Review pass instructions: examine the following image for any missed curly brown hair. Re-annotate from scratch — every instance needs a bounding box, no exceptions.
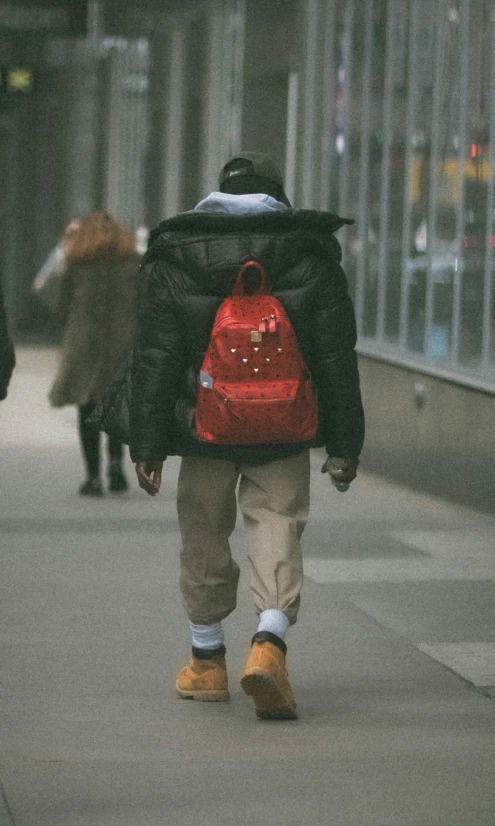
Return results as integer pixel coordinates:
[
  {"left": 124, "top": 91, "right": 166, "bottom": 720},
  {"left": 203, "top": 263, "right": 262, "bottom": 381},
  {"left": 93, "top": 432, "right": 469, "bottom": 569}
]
[{"left": 65, "top": 211, "right": 136, "bottom": 264}]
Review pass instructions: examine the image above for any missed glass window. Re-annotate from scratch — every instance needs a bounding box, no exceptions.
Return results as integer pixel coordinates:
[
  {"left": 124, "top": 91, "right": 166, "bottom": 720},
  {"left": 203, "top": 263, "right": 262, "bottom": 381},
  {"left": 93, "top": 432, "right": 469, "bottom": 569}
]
[{"left": 329, "top": 0, "right": 495, "bottom": 384}]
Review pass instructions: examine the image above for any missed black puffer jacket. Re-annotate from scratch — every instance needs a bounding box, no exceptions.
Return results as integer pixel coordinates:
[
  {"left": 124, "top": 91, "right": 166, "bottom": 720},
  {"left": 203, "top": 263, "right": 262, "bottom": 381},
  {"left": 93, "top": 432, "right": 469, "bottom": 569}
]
[
  {"left": 0, "top": 279, "right": 15, "bottom": 400},
  {"left": 129, "top": 209, "right": 365, "bottom": 464}
]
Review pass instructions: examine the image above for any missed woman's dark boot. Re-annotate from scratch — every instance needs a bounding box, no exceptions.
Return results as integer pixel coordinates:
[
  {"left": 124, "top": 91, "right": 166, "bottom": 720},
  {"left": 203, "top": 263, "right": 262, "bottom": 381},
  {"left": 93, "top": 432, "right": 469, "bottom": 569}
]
[
  {"left": 79, "top": 478, "right": 104, "bottom": 497},
  {"left": 108, "top": 462, "right": 128, "bottom": 492}
]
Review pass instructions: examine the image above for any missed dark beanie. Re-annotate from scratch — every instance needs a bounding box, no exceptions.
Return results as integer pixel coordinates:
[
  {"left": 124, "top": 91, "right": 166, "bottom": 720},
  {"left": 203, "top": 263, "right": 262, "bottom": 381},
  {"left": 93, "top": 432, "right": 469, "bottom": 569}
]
[{"left": 219, "top": 151, "right": 291, "bottom": 207}]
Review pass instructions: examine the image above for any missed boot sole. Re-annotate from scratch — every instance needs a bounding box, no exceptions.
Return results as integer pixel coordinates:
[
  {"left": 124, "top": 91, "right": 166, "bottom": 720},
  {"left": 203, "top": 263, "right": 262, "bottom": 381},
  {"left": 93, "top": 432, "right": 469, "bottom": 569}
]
[
  {"left": 240, "top": 668, "right": 297, "bottom": 720},
  {"left": 175, "top": 683, "right": 230, "bottom": 702}
]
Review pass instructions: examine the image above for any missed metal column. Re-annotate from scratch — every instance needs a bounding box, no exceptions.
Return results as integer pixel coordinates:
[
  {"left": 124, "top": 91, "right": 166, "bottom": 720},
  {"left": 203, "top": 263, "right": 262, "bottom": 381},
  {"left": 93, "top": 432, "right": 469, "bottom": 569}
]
[
  {"left": 376, "top": 0, "right": 397, "bottom": 342},
  {"left": 338, "top": 0, "right": 355, "bottom": 269},
  {"left": 399, "top": 0, "right": 419, "bottom": 350},
  {"left": 102, "top": 47, "right": 123, "bottom": 220},
  {"left": 220, "top": 0, "right": 245, "bottom": 163},
  {"left": 424, "top": 0, "right": 447, "bottom": 355},
  {"left": 285, "top": 71, "right": 299, "bottom": 207},
  {"left": 355, "top": 0, "right": 374, "bottom": 336},
  {"left": 320, "top": 0, "right": 337, "bottom": 212},
  {"left": 302, "top": 0, "right": 320, "bottom": 208},
  {"left": 482, "top": 14, "right": 495, "bottom": 367},
  {"left": 201, "top": 2, "right": 224, "bottom": 196},
  {"left": 162, "top": 27, "right": 187, "bottom": 218},
  {"left": 451, "top": 0, "right": 470, "bottom": 362}
]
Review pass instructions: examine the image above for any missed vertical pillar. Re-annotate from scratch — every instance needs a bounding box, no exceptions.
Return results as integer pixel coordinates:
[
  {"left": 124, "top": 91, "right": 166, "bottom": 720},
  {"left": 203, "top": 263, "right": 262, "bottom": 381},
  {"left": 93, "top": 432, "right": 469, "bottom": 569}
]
[
  {"left": 319, "top": 0, "right": 336, "bottom": 212},
  {"left": 119, "top": 45, "right": 132, "bottom": 225},
  {"left": 482, "top": 12, "right": 495, "bottom": 367},
  {"left": 355, "top": 0, "right": 373, "bottom": 336},
  {"left": 201, "top": 2, "right": 225, "bottom": 196},
  {"left": 285, "top": 71, "right": 299, "bottom": 206},
  {"left": 219, "top": 0, "right": 245, "bottom": 163},
  {"left": 64, "top": 6, "right": 100, "bottom": 222},
  {"left": 65, "top": 66, "right": 99, "bottom": 220},
  {"left": 400, "top": 0, "right": 420, "bottom": 350},
  {"left": 301, "top": 0, "right": 320, "bottom": 207},
  {"left": 102, "top": 46, "right": 124, "bottom": 219},
  {"left": 161, "top": 27, "right": 187, "bottom": 218},
  {"left": 337, "top": 0, "right": 355, "bottom": 267},
  {"left": 197, "top": 0, "right": 245, "bottom": 189},
  {"left": 136, "top": 39, "right": 150, "bottom": 228},
  {"left": 98, "top": 37, "right": 150, "bottom": 229},
  {"left": 424, "top": 0, "right": 447, "bottom": 354},
  {"left": 451, "top": 0, "right": 470, "bottom": 362},
  {"left": 147, "top": 31, "right": 169, "bottom": 227},
  {"left": 376, "top": 0, "right": 398, "bottom": 342},
  {"left": 123, "top": 38, "right": 150, "bottom": 229}
]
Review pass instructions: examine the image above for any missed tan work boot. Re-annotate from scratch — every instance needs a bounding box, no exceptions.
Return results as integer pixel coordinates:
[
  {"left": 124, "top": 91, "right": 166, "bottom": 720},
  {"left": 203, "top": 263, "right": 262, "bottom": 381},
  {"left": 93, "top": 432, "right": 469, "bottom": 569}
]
[
  {"left": 240, "top": 633, "right": 297, "bottom": 720},
  {"left": 176, "top": 650, "right": 230, "bottom": 702}
]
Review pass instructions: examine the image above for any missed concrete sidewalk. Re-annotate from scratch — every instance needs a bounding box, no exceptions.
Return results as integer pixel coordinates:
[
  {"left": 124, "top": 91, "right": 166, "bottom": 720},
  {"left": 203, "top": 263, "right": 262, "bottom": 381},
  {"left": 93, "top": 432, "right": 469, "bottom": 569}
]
[{"left": 1, "top": 347, "right": 495, "bottom": 826}]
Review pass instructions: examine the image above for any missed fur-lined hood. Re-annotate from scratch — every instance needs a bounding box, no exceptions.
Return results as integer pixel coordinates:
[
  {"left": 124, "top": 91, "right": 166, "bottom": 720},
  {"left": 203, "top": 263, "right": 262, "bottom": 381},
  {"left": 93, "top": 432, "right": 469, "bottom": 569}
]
[{"left": 143, "top": 208, "right": 353, "bottom": 269}]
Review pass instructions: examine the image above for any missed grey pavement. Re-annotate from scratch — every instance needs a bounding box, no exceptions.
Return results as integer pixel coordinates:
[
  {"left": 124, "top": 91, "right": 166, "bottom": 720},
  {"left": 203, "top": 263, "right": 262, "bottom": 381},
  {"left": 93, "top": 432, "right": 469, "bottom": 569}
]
[{"left": 1, "top": 347, "right": 495, "bottom": 826}]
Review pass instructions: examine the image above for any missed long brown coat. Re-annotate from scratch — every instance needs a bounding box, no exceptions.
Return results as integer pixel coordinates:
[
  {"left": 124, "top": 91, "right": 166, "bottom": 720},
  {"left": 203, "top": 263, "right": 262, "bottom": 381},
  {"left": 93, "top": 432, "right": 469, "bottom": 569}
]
[{"left": 49, "top": 254, "right": 142, "bottom": 407}]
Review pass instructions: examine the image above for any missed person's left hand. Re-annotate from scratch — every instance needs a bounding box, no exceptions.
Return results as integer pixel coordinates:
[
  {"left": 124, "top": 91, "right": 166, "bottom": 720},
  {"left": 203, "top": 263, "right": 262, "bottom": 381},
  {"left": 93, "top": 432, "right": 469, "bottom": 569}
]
[
  {"left": 135, "top": 460, "right": 163, "bottom": 496},
  {"left": 321, "top": 456, "right": 359, "bottom": 488}
]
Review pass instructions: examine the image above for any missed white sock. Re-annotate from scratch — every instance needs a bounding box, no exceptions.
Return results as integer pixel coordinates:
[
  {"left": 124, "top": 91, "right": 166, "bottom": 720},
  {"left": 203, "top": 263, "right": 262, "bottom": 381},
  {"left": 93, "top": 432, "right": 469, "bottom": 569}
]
[
  {"left": 257, "top": 609, "right": 290, "bottom": 640},
  {"left": 190, "top": 621, "right": 224, "bottom": 650}
]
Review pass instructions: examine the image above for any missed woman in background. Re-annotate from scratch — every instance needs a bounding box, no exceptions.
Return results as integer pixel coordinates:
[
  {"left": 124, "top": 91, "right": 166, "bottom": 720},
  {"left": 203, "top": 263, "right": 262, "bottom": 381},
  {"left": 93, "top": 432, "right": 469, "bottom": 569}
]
[{"left": 49, "top": 211, "right": 141, "bottom": 496}]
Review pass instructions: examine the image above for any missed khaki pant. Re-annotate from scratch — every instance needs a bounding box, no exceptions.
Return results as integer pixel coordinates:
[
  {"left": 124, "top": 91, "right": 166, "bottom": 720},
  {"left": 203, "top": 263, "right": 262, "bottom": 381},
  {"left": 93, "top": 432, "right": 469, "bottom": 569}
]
[{"left": 177, "top": 451, "right": 310, "bottom": 626}]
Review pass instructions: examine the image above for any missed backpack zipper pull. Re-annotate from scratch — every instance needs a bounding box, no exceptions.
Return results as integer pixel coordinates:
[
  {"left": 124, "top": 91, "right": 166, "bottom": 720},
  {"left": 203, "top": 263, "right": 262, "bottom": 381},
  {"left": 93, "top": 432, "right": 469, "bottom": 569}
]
[
  {"left": 224, "top": 398, "right": 243, "bottom": 420},
  {"left": 268, "top": 314, "right": 277, "bottom": 333}
]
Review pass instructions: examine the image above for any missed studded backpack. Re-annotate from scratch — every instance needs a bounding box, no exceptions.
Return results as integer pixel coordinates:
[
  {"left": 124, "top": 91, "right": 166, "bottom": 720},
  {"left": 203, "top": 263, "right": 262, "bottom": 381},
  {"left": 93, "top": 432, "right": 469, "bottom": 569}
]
[{"left": 195, "top": 260, "right": 318, "bottom": 445}]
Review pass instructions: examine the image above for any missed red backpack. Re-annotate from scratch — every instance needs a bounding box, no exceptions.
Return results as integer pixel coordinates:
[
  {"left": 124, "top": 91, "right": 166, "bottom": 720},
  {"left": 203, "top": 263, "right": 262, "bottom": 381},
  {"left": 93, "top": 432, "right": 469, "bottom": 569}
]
[{"left": 195, "top": 260, "right": 318, "bottom": 445}]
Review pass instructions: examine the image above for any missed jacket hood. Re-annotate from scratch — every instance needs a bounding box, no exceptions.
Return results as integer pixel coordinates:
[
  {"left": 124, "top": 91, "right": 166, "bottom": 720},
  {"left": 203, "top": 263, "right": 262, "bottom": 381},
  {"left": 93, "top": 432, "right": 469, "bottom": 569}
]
[{"left": 192, "top": 191, "right": 290, "bottom": 215}]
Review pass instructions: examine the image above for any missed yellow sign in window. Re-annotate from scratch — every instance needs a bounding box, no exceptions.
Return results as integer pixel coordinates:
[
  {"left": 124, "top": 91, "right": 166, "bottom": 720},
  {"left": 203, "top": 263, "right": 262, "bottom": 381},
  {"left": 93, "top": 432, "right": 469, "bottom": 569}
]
[{"left": 7, "top": 68, "right": 33, "bottom": 94}]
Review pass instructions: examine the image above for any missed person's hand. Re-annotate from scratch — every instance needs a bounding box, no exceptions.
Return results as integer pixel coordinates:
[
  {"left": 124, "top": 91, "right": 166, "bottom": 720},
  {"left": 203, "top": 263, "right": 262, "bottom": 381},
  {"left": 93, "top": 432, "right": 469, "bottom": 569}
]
[
  {"left": 0, "top": 388, "right": 7, "bottom": 401},
  {"left": 321, "top": 456, "right": 359, "bottom": 491},
  {"left": 135, "top": 460, "right": 163, "bottom": 496}
]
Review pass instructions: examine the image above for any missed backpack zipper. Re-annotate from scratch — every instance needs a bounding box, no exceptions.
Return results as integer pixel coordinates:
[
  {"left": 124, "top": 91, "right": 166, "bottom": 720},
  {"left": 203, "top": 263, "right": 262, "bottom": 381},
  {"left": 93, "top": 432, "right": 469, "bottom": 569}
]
[{"left": 213, "top": 316, "right": 279, "bottom": 334}]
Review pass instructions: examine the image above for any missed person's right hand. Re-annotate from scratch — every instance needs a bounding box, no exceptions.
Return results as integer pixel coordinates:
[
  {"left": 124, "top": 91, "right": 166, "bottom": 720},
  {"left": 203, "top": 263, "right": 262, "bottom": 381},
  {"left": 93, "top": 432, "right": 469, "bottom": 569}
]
[{"left": 135, "top": 460, "right": 163, "bottom": 496}]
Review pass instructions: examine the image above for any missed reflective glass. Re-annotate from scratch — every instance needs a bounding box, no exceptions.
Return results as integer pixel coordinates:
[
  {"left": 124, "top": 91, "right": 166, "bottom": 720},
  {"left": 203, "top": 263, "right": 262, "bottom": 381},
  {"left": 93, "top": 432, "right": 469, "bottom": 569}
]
[{"left": 327, "top": 0, "right": 495, "bottom": 383}]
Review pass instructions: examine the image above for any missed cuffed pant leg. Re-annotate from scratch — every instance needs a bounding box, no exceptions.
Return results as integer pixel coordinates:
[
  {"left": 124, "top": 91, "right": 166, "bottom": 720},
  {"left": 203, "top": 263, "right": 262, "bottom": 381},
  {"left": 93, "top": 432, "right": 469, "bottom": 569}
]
[
  {"left": 177, "top": 457, "right": 240, "bottom": 625},
  {"left": 238, "top": 450, "right": 310, "bottom": 626}
]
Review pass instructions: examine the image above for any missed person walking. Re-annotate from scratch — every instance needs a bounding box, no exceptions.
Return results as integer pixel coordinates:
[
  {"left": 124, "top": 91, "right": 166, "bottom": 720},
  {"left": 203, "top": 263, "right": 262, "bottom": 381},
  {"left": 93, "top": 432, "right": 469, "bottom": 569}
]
[
  {"left": 129, "top": 152, "right": 365, "bottom": 719},
  {"left": 0, "top": 277, "right": 15, "bottom": 401},
  {"left": 49, "top": 211, "right": 141, "bottom": 496}
]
